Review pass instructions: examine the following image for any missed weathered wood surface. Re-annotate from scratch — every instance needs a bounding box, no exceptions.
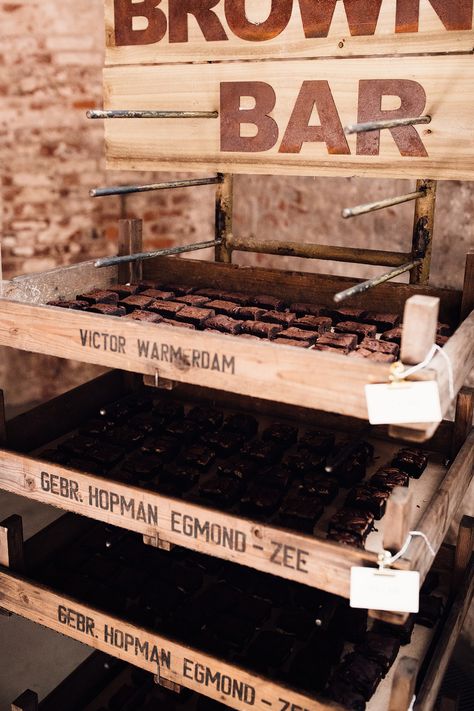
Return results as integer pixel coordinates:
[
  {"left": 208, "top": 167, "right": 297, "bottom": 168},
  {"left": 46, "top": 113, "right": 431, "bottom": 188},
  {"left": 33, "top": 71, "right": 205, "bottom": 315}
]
[
  {"left": 383, "top": 488, "right": 414, "bottom": 554},
  {"left": 401, "top": 295, "right": 439, "bottom": 365},
  {"left": 104, "top": 56, "right": 474, "bottom": 179},
  {"left": 104, "top": 0, "right": 474, "bottom": 65},
  {"left": 388, "top": 657, "right": 419, "bottom": 711},
  {"left": 0, "top": 569, "right": 344, "bottom": 711}
]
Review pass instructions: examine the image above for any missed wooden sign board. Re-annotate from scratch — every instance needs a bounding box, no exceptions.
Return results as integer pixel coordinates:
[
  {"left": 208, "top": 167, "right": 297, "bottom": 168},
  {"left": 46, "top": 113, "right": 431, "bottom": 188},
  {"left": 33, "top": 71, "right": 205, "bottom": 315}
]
[
  {"left": 105, "top": 1, "right": 474, "bottom": 64},
  {"left": 104, "top": 55, "right": 474, "bottom": 179}
]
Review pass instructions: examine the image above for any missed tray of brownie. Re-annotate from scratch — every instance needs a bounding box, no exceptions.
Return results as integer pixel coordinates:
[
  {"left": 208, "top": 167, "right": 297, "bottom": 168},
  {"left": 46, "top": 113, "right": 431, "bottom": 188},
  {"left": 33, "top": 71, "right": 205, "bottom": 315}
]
[
  {"left": 1, "top": 371, "right": 472, "bottom": 598},
  {"left": 1, "top": 255, "right": 473, "bottom": 441},
  {"left": 2, "top": 512, "right": 471, "bottom": 711}
]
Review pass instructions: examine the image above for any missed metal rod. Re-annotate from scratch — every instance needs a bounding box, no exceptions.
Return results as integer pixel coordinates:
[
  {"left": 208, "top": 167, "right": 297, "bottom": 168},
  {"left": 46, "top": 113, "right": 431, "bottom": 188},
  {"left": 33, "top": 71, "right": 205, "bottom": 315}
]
[
  {"left": 345, "top": 115, "right": 431, "bottom": 134},
  {"left": 410, "top": 179, "right": 437, "bottom": 285},
  {"left": 94, "top": 239, "right": 222, "bottom": 269},
  {"left": 87, "top": 109, "right": 218, "bottom": 120},
  {"left": 90, "top": 177, "right": 222, "bottom": 199},
  {"left": 333, "top": 259, "right": 423, "bottom": 303},
  {"left": 228, "top": 235, "right": 412, "bottom": 268},
  {"left": 215, "top": 174, "right": 234, "bottom": 264},
  {"left": 342, "top": 189, "right": 426, "bottom": 219}
]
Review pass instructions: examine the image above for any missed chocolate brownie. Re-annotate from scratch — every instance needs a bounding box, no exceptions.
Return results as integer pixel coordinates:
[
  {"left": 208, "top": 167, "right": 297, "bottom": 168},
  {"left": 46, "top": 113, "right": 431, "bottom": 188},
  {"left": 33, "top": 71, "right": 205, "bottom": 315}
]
[
  {"left": 77, "top": 289, "right": 118, "bottom": 305},
  {"left": 334, "top": 653, "right": 384, "bottom": 700},
  {"left": 140, "top": 288, "right": 175, "bottom": 301},
  {"left": 220, "top": 291, "right": 251, "bottom": 305},
  {"left": 48, "top": 299, "right": 89, "bottom": 310},
  {"left": 259, "top": 465, "right": 292, "bottom": 491},
  {"left": 162, "top": 466, "right": 200, "bottom": 492},
  {"left": 104, "top": 425, "right": 144, "bottom": 450},
  {"left": 373, "top": 616, "right": 415, "bottom": 646},
  {"left": 329, "top": 452, "right": 367, "bottom": 487},
  {"left": 421, "top": 571, "right": 440, "bottom": 595},
  {"left": 290, "top": 302, "right": 325, "bottom": 317},
  {"left": 327, "top": 509, "right": 374, "bottom": 546},
  {"left": 217, "top": 459, "right": 259, "bottom": 482},
  {"left": 262, "top": 422, "right": 298, "bottom": 447},
  {"left": 316, "top": 332, "right": 358, "bottom": 352},
  {"left": 124, "top": 310, "right": 162, "bottom": 323},
  {"left": 173, "top": 294, "right": 209, "bottom": 307},
  {"left": 327, "top": 530, "right": 364, "bottom": 548},
  {"left": 380, "top": 327, "right": 402, "bottom": 345},
  {"left": 187, "top": 405, "right": 224, "bottom": 430},
  {"left": 161, "top": 318, "right": 196, "bottom": 330},
  {"left": 370, "top": 467, "right": 409, "bottom": 491},
  {"left": 87, "top": 304, "right": 126, "bottom": 317},
  {"left": 153, "top": 400, "right": 184, "bottom": 422},
  {"left": 350, "top": 348, "right": 397, "bottom": 363},
  {"left": 58, "top": 435, "right": 96, "bottom": 457},
  {"left": 261, "top": 310, "right": 297, "bottom": 326},
  {"left": 282, "top": 450, "right": 326, "bottom": 477},
  {"left": 359, "top": 337, "right": 400, "bottom": 357},
  {"left": 246, "top": 630, "right": 294, "bottom": 668},
  {"left": 174, "top": 306, "right": 215, "bottom": 327},
  {"left": 147, "top": 300, "right": 184, "bottom": 317},
  {"left": 276, "top": 608, "right": 315, "bottom": 639},
  {"left": 241, "top": 320, "right": 283, "bottom": 339},
  {"left": 108, "top": 284, "right": 139, "bottom": 298},
  {"left": 363, "top": 312, "right": 400, "bottom": 331},
  {"left": 392, "top": 448, "right": 428, "bottom": 478},
  {"left": 314, "top": 344, "right": 349, "bottom": 355},
  {"left": 335, "top": 321, "right": 377, "bottom": 343},
  {"left": 437, "top": 322, "right": 452, "bottom": 337},
  {"left": 293, "top": 315, "right": 332, "bottom": 333},
  {"left": 356, "top": 632, "right": 400, "bottom": 674},
  {"left": 199, "top": 475, "right": 242, "bottom": 508},
  {"left": 251, "top": 295, "right": 286, "bottom": 311},
  {"left": 241, "top": 439, "right": 282, "bottom": 464},
  {"left": 235, "top": 306, "right": 266, "bottom": 321},
  {"left": 276, "top": 338, "right": 312, "bottom": 348},
  {"left": 345, "top": 485, "right": 390, "bottom": 520},
  {"left": 302, "top": 477, "right": 339, "bottom": 503},
  {"left": 207, "top": 430, "right": 245, "bottom": 457},
  {"left": 118, "top": 295, "right": 154, "bottom": 313},
  {"left": 141, "top": 435, "right": 180, "bottom": 459},
  {"left": 165, "top": 419, "right": 200, "bottom": 443},
  {"left": 204, "top": 315, "right": 242, "bottom": 334},
  {"left": 322, "top": 307, "right": 368, "bottom": 323},
  {"left": 240, "top": 483, "right": 283, "bottom": 517},
  {"left": 223, "top": 412, "right": 258, "bottom": 436},
  {"left": 326, "top": 681, "right": 366, "bottom": 711},
  {"left": 203, "top": 300, "right": 239, "bottom": 316},
  {"left": 162, "top": 283, "right": 195, "bottom": 296},
  {"left": 279, "top": 495, "right": 324, "bottom": 533},
  {"left": 276, "top": 327, "right": 320, "bottom": 344},
  {"left": 299, "top": 429, "right": 335, "bottom": 455}
]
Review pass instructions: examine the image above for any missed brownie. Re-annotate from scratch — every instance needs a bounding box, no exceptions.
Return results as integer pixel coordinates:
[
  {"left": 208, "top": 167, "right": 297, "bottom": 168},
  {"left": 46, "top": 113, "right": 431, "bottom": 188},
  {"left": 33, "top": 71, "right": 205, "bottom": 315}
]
[
  {"left": 262, "top": 422, "right": 298, "bottom": 447},
  {"left": 350, "top": 348, "right": 397, "bottom": 364},
  {"left": 246, "top": 630, "right": 294, "bottom": 668},
  {"left": 417, "top": 595, "right": 444, "bottom": 627},
  {"left": 302, "top": 477, "right": 338, "bottom": 503},
  {"left": 235, "top": 306, "right": 266, "bottom": 321},
  {"left": 241, "top": 439, "right": 282, "bottom": 464},
  {"left": 205, "top": 299, "right": 240, "bottom": 316},
  {"left": 40, "top": 448, "right": 71, "bottom": 465},
  {"left": 77, "top": 289, "right": 118, "bottom": 305},
  {"left": 118, "top": 295, "right": 154, "bottom": 313},
  {"left": 87, "top": 303, "right": 126, "bottom": 317},
  {"left": 104, "top": 425, "right": 144, "bottom": 450},
  {"left": 162, "top": 283, "right": 195, "bottom": 296},
  {"left": 299, "top": 429, "right": 335, "bottom": 455},
  {"left": 47, "top": 299, "right": 89, "bottom": 310},
  {"left": 220, "top": 291, "right": 251, "bottom": 306},
  {"left": 108, "top": 284, "right": 139, "bottom": 299},
  {"left": 322, "top": 307, "right": 368, "bottom": 324},
  {"left": 161, "top": 318, "right": 196, "bottom": 330},
  {"left": 293, "top": 315, "right": 332, "bottom": 333},
  {"left": 175, "top": 294, "right": 210, "bottom": 307},
  {"left": 290, "top": 302, "right": 325, "bottom": 317},
  {"left": 364, "top": 311, "right": 400, "bottom": 331},
  {"left": 326, "top": 681, "right": 366, "bottom": 711},
  {"left": 373, "top": 616, "right": 415, "bottom": 646},
  {"left": 180, "top": 445, "right": 216, "bottom": 470},
  {"left": 250, "top": 294, "right": 286, "bottom": 311},
  {"left": 195, "top": 288, "right": 224, "bottom": 299},
  {"left": 58, "top": 435, "right": 96, "bottom": 457},
  {"left": 345, "top": 486, "right": 389, "bottom": 520},
  {"left": 206, "top": 612, "right": 254, "bottom": 647},
  {"left": 162, "top": 466, "right": 200, "bottom": 493},
  {"left": 276, "top": 338, "right": 312, "bottom": 348},
  {"left": 327, "top": 530, "right": 363, "bottom": 548},
  {"left": 147, "top": 300, "right": 184, "bottom": 317},
  {"left": 276, "top": 327, "right": 320, "bottom": 344},
  {"left": 165, "top": 419, "right": 200, "bottom": 443},
  {"left": 241, "top": 320, "right": 283, "bottom": 339},
  {"left": 187, "top": 406, "right": 224, "bottom": 430},
  {"left": 437, "top": 322, "right": 452, "bottom": 337},
  {"left": 89, "top": 443, "right": 126, "bottom": 469},
  {"left": 175, "top": 306, "right": 215, "bottom": 327},
  {"left": 334, "top": 653, "right": 384, "bottom": 700},
  {"left": 124, "top": 310, "right": 162, "bottom": 323},
  {"left": 316, "top": 332, "right": 358, "bottom": 352},
  {"left": 261, "top": 310, "right": 297, "bottom": 326},
  {"left": 233, "top": 593, "right": 271, "bottom": 625},
  {"left": 282, "top": 450, "right": 325, "bottom": 477},
  {"left": 314, "top": 344, "right": 349, "bottom": 355},
  {"left": 356, "top": 632, "right": 400, "bottom": 674},
  {"left": 331, "top": 603, "right": 368, "bottom": 643},
  {"left": 392, "top": 448, "right": 428, "bottom": 478},
  {"left": 223, "top": 412, "right": 258, "bottom": 437},
  {"left": 380, "top": 327, "right": 403, "bottom": 345},
  {"left": 370, "top": 467, "right": 409, "bottom": 491},
  {"left": 335, "top": 321, "right": 377, "bottom": 343},
  {"left": 217, "top": 459, "right": 259, "bottom": 482},
  {"left": 279, "top": 495, "right": 324, "bottom": 533},
  {"left": 207, "top": 430, "right": 245, "bottom": 457},
  {"left": 330, "top": 454, "right": 367, "bottom": 487},
  {"left": 140, "top": 288, "right": 175, "bottom": 301},
  {"left": 359, "top": 337, "right": 399, "bottom": 357},
  {"left": 276, "top": 609, "right": 315, "bottom": 639},
  {"left": 199, "top": 475, "right": 242, "bottom": 507},
  {"left": 289, "top": 631, "right": 343, "bottom": 691},
  {"left": 437, "top": 334, "right": 449, "bottom": 347},
  {"left": 204, "top": 315, "right": 242, "bottom": 334},
  {"left": 240, "top": 483, "right": 283, "bottom": 516},
  {"left": 327, "top": 509, "right": 374, "bottom": 546},
  {"left": 153, "top": 400, "right": 184, "bottom": 422},
  {"left": 141, "top": 435, "right": 180, "bottom": 459}
]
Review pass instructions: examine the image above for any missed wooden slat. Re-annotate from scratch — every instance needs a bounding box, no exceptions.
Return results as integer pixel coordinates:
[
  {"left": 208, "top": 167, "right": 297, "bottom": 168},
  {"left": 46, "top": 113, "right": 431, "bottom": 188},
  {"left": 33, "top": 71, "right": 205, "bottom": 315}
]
[
  {"left": 388, "top": 657, "right": 419, "bottom": 711},
  {"left": 0, "top": 514, "right": 24, "bottom": 572},
  {"left": 453, "top": 515, "right": 474, "bottom": 592},
  {"left": 0, "top": 569, "right": 344, "bottom": 711},
  {"left": 451, "top": 387, "right": 474, "bottom": 460},
  {"left": 0, "top": 389, "right": 6, "bottom": 447},
  {"left": 401, "top": 295, "right": 439, "bottom": 365},
  {"left": 104, "top": 56, "right": 474, "bottom": 180},
  {"left": 384, "top": 488, "right": 414, "bottom": 554},
  {"left": 104, "top": 0, "right": 474, "bottom": 65},
  {"left": 460, "top": 251, "right": 474, "bottom": 321}
]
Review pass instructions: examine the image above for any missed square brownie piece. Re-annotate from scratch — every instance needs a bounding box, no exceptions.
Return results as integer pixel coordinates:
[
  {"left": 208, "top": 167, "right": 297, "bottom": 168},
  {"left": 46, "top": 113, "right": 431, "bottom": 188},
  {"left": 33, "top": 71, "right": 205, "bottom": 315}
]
[
  {"left": 290, "top": 302, "right": 325, "bottom": 317},
  {"left": 108, "top": 284, "right": 139, "bottom": 299},
  {"left": 276, "top": 338, "right": 312, "bottom": 348},
  {"left": 223, "top": 412, "right": 258, "bottom": 437},
  {"left": 370, "top": 467, "right": 409, "bottom": 491},
  {"left": 335, "top": 321, "right": 377, "bottom": 343},
  {"left": 204, "top": 315, "right": 242, "bottom": 334},
  {"left": 175, "top": 306, "right": 215, "bottom": 327},
  {"left": 241, "top": 320, "right": 283, "bottom": 339},
  {"left": 179, "top": 444, "right": 216, "bottom": 470},
  {"left": 327, "top": 509, "right": 375, "bottom": 546},
  {"left": 162, "top": 283, "right": 195, "bottom": 296},
  {"left": 241, "top": 439, "right": 282, "bottom": 464},
  {"left": 240, "top": 483, "right": 283, "bottom": 517},
  {"left": 282, "top": 450, "right": 325, "bottom": 477},
  {"left": 147, "top": 300, "right": 185, "bottom": 317},
  {"left": 381, "top": 327, "right": 403, "bottom": 345},
  {"left": 363, "top": 311, "right": 400, "bottom": 331},
  {"left": 327, "top": 530, "right": 364, "bottom": 548},
  {"left": 187, "top": 405, "right": 224, "bottom": 430},
  {"left": 207, "top": 430, "right": 245, "bottom": 457},
  {"left": 262, "top": 422, "right": 298, "bottom": 447},
  {"left": 322, "top": 307, "right": 368, "bottom": 324},
  {"left": 124, "top": 310, "right": 162, "bottom": 323},
  {"left": 333, "top": 653, "right": 384, "bottom": 700},
  {"left": 77, "top": 289, "right": 118, "bottom": 305},
  {"left": 250, "top": 294, "right": 286, "bottom": 311},
  {"left": 199, "top": 475, "right": 242, "bottom": 508},
  {"left": 235, "top": 306, "right": 266, "bottom": 321},
  {"left": 261, "top": 310, "right": 297, "bottom": 327},
  {"left": 316, "top": 332, "right": 358, "bottom": 352},
  {"left": 359, "top": 337, "right": 400, "bottom": 357},
  {"left": 175, "top": 294, "right": 210, "bottom": 307},
  {"left": 205, "top": 300, "right": 240, "bottom": 316},
  {"left": 48, "top": 300, "right": 90, "bottom": 310},
  {"left": 302, "top": 477, "right": 339, "bottom": 503},
  {"left": 220, "top": 291, "right": 252, "bottom": 305},
  {"left": 140, "top": 288, "right": 175, "bottom": 301},
  {"left": 373, "top": 616, "right": 415, "bottom": 646},
  {"left": 356, "top": 632, "right": 400, "bottom": 674},
  {"left": 345, "top": 485, "right": 390, "bottom": 520},
  {"left": 417, "top": 595, "right": 444, "bottom": 627},
  {"left": 392, "top": 448, "right": 428, "bottom": 478},
  {"left": 87, "top": 304, "right": 126, "bottom": 317},
  {"left": 293, "top": 315, "right": 332, "bottom": 333},
  {"left": 217, "top": 459, "right": 259, "bottom": 482},
  {"left": 279, "top": 494, "right": 324, "bottom": 533},
  {"left": 299, "top": 429, "right": 334, "bottom": 455},
  {"left": 118, "top": 295, "right": 154, "bottom": 313},
  {"left": 161, "top": 318, "right": 196, "bottom": 330},
  {"left": 276, "top": 327, "right": 320, "bottom": 344},
  {"left": 350, "top": 348, "right": 397, "bottom": 363}
]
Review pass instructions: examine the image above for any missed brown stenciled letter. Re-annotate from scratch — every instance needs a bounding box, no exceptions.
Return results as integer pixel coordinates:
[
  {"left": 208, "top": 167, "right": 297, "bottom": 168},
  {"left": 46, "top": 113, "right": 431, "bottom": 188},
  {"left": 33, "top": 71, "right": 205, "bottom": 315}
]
[
  {"left": 396, "top": 0, "right": 473, "bottom": 33},
  {"left": 168, "top": 0, "right": 228, "bottom": 43},
  {"left": 220, "top": 82, "right": 279, "bottom": 153},
  {"left": 298, "top": 0, "right": 383, "bottom": 38},
  {"left": 114, "top": 0, "right": 167, "bottom": 46},
  {"left": 280, "top": 81, "right": 350, "bottom": 154},
  {"left": 356, "top": 79, "right": 428, "bottom": 157},
  {"left": 225, "top": 0, "right": 293, "bottom": 41}
]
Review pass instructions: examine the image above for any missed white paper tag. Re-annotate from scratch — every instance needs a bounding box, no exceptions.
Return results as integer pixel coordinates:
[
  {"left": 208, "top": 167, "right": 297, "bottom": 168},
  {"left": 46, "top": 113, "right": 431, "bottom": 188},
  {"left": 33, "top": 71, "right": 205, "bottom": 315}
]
[
  {"left": 365, "top": 381, "right": 442, "bottom": 425},
  {"left": 350, "top": 567, "right": 420, "bottom": 613}
]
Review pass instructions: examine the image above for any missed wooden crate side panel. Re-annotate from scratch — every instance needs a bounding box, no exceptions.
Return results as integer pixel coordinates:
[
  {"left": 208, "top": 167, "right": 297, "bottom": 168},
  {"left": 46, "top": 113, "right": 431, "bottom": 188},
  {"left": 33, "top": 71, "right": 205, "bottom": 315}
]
[
  {"left": 104, "top": 0, "right": 474, "bottom": 64},
  {"left": 0, "top": 570, "right": 342, "bottom": 711},
  {"left": 104, "top": 56, "right": 474, "bottom": 180}
]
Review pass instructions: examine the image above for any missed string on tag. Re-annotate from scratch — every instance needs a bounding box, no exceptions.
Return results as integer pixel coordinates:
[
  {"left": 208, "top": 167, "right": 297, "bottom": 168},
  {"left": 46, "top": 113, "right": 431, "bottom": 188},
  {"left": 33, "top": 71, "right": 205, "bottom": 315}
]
[
  {"left": 390, "top": 344, "right": 454, "bottom": 401},
  {"left": 408, "top": 695, "right": 416, "bottom": 711},
  {"left": 378, "top": 531, "right": 436, "bottom": 571}
]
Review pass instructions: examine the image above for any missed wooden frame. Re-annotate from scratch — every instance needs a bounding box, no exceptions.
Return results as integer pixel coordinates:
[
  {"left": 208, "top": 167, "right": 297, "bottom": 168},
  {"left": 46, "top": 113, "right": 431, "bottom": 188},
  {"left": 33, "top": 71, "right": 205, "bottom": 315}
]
[
  {"left": 0, "top": 371, "right": 472, "bottom": 604},
  {"left": 3, "top": 513, "right": 473, "bottom": 711},
  {"left": 1, "top": 252, "right": 473, "bottom": 442}
]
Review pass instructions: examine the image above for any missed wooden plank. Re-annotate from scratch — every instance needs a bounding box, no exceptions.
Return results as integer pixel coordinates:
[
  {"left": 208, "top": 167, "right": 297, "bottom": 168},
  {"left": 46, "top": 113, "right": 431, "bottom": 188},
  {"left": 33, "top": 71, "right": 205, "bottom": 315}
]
[
  {"left": 215, "top": 173, "right": 233, "bottom": 264},
  {"left": 384, "top": 488, "right": 414, "bottom": 554},
  {"left": 388, "top": 657, "right": 418, "bottom": 711},
  {"left": 118, "top": 219, "right": 143, "bottom": 285},
  {"left": 453, "top": 515, "right": 474, "bottom": 592},
  {"left": 11, "top": 691, "right": 38, "bottom": 711},
  {"left": 0, "top": 514, "right": 24, "bottom": 572},
  {"left": 451, "top": 387, "right": 474, "bottom": 460},
  {"left": 104, "top": 0, "right": 474, "bottom": 65},
  {"left": 0, "top": 389, "right": 6, "bottom": 447},
  {"left": 0, "top": 570, "right": 344, "bottom": 711},
  {"left": 409, "top": 180, "right": 437, "bottom": 285},
  {"left": 415, "top": 556, "right": 474, "bottom": 711},
  {"left": 401, "top": 295, "right": 439, "bottom": 365},
  {"left": 104, "top": 56, "right": 474, "bottom": 180},
  {"left": 460, "top": 250, "right": 474, "bottom": 321}
]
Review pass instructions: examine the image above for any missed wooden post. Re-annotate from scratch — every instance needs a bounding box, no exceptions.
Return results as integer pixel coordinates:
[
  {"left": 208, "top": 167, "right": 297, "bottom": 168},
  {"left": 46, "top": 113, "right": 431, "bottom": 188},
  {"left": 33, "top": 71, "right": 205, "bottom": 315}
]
[
  {"left": 460, "top": 251, "right": 474, "bottom": 321},
  {"left": 388, "top": 657, "right": 419, "bottom": 711},
  {"left": 453, "top": 515, "right": 474, "bottom": 593},
  {"left": 451, "top": 387, "right": 474, "bottom": 461},
  {"left": 118, "top": 219, "right": 143, "bottom": 284},
  {"left": 384, "top": 488, "right": 414, "bottom": 554},
  {"left": 369, "top": 610, "right": 410, "bottom": 626},
  {"left": 0, "top": 515, "right": 25, "bottom": 572},
  {"left": 11, "top": 691, "right": 39, "bottom": 711},
  {"left": 143, "top": 533, "right": 174, "bottom": 552},
  {"left": 215, "top": 173, "right": 234, "bottom": 264},
  {"left": 410, "top": 179, "right": 437, "bottom": 285},
  {"left": 0, "top": 389, "right": 6, "bottom": 447},
  {"left": 400, "top": 295, "right": 439, "bottom": 365}
]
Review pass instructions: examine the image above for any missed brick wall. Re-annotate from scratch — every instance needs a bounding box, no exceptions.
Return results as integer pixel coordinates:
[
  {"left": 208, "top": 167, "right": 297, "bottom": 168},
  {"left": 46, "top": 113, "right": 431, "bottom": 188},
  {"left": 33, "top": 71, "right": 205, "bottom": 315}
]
[{"left": 1, "top": 0, "right": 474, "bottom": 407}]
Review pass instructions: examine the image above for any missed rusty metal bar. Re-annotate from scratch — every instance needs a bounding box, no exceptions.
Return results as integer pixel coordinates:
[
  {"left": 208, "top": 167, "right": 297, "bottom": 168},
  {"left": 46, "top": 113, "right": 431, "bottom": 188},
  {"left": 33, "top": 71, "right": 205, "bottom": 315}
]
[
  {"left": 410, "top": 179, "right": 437, "bottom": 285},
  {"left": 345, "top": 115, "right": 431, "bottom": 134},
  {"left": 90, "top": 177, "right": 222, "bottom": 199},
  {"left": 95, "top": 239, "right": 222, "bottom": 269},
  {"left": 333, "top": 260, "right": 422, "bottom": 303},
  {"left": 215, "top": 173, "right": 234, "bottom": 264},
  {"left": 342, "top": 189, "right": 425, "bottom": 219},
  {"left": 228, "top": 236, "right": 412, "bottom": 268},
  {"left": 87, "top": 110, "right": 218, "bottom": 120}
]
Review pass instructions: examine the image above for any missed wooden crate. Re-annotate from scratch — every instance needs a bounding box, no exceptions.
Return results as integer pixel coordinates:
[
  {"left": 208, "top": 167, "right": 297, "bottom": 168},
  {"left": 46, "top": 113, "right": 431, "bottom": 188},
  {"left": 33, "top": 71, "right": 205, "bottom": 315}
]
[
  {"left": 2, "top": 513, "right": 473, "bottom": 711},
  {"left": 1, "top": 254, "right": 473, "bottom": 442},
  {"left": 1, "top": 371, "right": 472, "bottom": 606}
]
